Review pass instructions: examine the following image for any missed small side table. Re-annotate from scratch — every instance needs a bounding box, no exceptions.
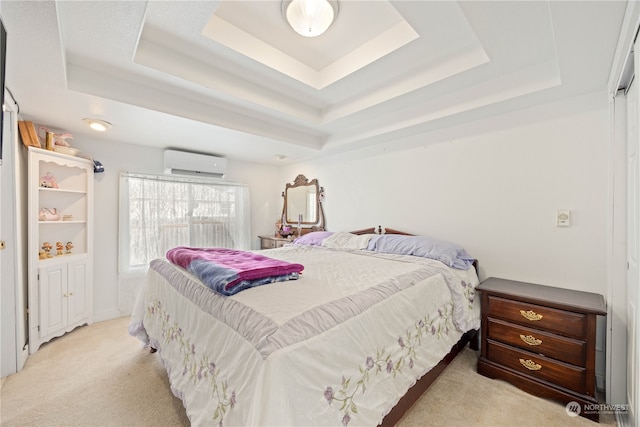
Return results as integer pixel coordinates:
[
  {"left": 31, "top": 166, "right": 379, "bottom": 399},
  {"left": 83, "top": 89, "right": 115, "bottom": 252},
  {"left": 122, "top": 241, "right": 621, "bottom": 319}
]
[{"left": 476, "top": 277, "right": 606, "bottom": 422}]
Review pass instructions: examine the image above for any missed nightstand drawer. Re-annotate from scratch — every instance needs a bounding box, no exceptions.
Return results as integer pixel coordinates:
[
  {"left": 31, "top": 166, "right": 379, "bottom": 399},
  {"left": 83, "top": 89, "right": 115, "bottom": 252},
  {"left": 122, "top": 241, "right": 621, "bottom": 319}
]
[
  {"left": 487, "top": 295, "right": 587, "bottom": 339},
  {"left": 487, "top": 318, "right": 586, "bottom": 366},
  {"left": 261, "top": 238, "right": 277, "bottom": 249},
  {"left": 485, "top": 340, "right": 588, "bottom": 395},
  {"left": 259, "top": 236, "right": 290, "bottom": 249}
]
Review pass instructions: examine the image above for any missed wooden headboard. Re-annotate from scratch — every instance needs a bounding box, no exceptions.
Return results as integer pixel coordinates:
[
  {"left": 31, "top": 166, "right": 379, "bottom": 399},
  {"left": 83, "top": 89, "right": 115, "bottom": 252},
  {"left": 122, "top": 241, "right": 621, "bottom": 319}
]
[{"left": 350, "top": 226, "right": 413, "bottom": 236}]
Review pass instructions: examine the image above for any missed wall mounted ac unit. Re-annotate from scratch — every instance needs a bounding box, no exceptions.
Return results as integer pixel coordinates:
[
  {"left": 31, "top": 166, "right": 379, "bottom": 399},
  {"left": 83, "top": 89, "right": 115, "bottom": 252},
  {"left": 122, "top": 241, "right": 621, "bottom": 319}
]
[{"left": 163, "top": 149, "right": 227, "bottom": 178}]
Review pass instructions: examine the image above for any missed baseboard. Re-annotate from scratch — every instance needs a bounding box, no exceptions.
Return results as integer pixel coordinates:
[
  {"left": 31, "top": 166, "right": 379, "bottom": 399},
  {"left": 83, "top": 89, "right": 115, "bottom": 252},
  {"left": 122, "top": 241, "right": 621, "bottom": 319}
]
[
  {"left": 18, "top": 344, "right": 28, "bottom": 371},
  {"left": 596, "top": 373, "right": 605, "bottom": 391},
  {"left": 615, "top": 411, "right": 631, "bottom": 427},
  {"left": 93, "top": 309, "right": 126, "bottom": 323}
]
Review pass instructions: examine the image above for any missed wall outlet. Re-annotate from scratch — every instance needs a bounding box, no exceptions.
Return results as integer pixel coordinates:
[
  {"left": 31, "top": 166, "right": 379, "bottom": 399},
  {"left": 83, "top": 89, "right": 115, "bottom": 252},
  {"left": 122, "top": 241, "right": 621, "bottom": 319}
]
[{"left": 557, "top": 210, "right": 571, "bottom": 227}]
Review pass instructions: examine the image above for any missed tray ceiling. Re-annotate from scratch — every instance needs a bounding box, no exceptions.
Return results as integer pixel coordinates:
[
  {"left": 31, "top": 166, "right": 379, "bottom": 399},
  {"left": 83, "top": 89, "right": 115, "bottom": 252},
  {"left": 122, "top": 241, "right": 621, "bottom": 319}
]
[{"left": 1, "top": 1, "right": 628, "bottom": 164}]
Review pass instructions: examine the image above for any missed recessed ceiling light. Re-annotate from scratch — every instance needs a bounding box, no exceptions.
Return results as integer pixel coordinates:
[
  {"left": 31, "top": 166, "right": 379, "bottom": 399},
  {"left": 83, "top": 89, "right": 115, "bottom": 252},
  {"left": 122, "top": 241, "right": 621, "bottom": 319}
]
[{"left": 82, "top": 118, "right": 112, "bottom": 132}]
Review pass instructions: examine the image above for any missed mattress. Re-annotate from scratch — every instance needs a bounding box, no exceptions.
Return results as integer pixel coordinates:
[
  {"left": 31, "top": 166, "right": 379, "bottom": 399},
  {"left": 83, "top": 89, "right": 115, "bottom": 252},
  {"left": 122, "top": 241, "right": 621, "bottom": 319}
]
[{"left": 129, "top": 244, "right": 480, "bottom": 426}]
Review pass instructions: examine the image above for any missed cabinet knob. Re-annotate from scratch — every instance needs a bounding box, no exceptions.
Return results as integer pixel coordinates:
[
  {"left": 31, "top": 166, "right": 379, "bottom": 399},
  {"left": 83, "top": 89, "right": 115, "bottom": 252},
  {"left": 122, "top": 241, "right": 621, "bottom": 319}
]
[
  {"left": 520, "top": 309, "right": 543, "bottom": 321},
  {"left": 519, "top": 358, "right": 542, "bottom": 371},
  {"left": 519, "top": 334, "right": 542, "bottom": 346}
]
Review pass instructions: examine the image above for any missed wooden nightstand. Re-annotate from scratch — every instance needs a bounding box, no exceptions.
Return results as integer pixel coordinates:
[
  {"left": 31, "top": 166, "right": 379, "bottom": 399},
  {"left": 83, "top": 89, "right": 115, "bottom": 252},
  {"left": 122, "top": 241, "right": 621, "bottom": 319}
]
[
  {"left": 258, "top": 235, "right": 291, "bottom": 249},
  {"left": 476, "top": 277, "right": 606, "bottom": 422}
]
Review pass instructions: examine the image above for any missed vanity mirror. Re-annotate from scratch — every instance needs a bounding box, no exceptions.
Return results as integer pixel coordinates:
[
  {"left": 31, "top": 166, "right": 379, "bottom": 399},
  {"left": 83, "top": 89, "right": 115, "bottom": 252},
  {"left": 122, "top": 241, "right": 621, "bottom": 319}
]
[{"left": 281, "top": 174, "right": 325, "bottom": 233}]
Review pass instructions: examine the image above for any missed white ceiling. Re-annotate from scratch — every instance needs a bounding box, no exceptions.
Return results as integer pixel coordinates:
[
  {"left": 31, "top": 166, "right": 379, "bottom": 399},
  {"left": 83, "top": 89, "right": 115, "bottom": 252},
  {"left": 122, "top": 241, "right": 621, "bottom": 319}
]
[{"left": 1, "top": 1, "right": 628, "bottom": 165}]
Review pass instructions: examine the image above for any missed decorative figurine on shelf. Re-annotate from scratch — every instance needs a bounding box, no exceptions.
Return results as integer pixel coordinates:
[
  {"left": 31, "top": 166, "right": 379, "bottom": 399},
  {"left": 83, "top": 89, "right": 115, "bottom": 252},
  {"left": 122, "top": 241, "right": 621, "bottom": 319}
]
[
  {"left": 41, "top": 242, "right": 53, "bottom": 258},
  {"left": 38, "top": 126, "right": 74, "bottom": 148},
  {"left": 65, "top": 241, "right": 73, "bottom": 254},
  {"left": 39, "top": 207, "right": 61, "bottom": 221},
  {"left": 55, "top": 241, "right": 64, "bottom": 256},
  {"left": 53, "top": 132, "right": 73, "bottom": 147},
  {"left": 40, "top": 172, "right": 58, "bottom": 189}
]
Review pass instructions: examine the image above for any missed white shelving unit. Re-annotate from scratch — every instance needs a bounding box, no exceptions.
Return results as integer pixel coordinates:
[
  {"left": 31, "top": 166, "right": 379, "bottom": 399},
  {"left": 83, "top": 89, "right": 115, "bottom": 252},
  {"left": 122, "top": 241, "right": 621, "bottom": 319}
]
[{"left": 27, "top": 147, "right": 94, "bottom": 354}]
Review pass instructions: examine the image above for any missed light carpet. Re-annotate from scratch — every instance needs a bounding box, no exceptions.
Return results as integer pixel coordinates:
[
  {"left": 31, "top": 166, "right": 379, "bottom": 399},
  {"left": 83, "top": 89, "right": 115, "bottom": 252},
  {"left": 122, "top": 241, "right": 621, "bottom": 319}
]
[{"left": 0, "top": 317, "right": 617, "bottom": 426}]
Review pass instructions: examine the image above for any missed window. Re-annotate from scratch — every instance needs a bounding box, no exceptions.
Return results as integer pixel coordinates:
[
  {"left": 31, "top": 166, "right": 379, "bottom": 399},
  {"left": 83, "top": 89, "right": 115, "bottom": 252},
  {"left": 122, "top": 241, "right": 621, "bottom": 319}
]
[{"left": 118, "top": 172, "right": 251, "bottom": 274}]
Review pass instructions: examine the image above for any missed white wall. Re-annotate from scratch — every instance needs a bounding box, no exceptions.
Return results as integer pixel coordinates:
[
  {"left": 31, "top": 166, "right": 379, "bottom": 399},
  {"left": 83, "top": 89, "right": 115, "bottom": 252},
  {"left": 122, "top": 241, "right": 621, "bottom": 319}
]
[
  {"left": 66, "top": 138, "right": 282, "bottom": 321},
  {"left": 284, "top": 93, "right": 609, "bottom": 295}
]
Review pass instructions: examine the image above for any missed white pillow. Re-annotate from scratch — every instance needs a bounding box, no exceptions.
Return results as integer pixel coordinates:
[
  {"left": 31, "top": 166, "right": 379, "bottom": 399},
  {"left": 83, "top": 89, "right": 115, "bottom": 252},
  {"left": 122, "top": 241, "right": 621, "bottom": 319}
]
[{"left": 321, "top": 232, "right": 375, "bottom": 250}]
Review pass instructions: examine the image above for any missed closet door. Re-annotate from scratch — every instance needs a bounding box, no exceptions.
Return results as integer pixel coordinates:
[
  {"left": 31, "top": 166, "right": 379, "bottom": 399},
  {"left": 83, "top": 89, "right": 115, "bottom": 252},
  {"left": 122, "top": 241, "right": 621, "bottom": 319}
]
[{"left": 627, "top": 42, "right": 640, "bottom": 427}]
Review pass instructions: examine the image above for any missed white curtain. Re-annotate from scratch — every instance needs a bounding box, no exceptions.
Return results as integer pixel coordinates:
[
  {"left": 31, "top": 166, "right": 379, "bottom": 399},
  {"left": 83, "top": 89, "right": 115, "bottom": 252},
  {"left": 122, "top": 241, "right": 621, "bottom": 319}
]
[{"left": 118, "top": 172, "right": 251, "bottom": 313}]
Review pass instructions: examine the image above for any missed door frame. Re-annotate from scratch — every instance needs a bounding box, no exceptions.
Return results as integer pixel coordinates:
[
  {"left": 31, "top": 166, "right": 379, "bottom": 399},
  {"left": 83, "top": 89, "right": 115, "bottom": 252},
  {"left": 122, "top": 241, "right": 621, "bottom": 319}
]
[
  {"left": 608, "top": 3, "right": 640, "bottom": 425},
  {"left": 0, "top": 90, "right": 27, "bottom": 377}
]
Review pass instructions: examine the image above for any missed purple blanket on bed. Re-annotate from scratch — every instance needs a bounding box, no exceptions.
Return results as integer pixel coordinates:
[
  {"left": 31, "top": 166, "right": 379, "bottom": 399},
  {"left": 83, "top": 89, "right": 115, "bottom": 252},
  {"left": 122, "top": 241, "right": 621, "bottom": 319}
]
[{"left": 166, "top": 246, "right": 304, "bottom": 296}]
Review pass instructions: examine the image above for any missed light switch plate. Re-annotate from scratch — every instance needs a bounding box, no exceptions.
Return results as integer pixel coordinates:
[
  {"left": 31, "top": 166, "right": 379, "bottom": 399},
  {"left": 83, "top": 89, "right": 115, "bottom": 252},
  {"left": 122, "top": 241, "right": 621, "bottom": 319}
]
[{"left": 557, "top": 210, "right": 571, "bottom": 227}]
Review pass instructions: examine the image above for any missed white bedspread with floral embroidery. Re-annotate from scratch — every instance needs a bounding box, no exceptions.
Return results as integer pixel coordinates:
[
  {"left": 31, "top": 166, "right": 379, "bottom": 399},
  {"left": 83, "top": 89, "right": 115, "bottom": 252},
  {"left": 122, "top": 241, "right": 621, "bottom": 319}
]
[{"left": 129, "top": 245, "right": 480, "bottom": 427}]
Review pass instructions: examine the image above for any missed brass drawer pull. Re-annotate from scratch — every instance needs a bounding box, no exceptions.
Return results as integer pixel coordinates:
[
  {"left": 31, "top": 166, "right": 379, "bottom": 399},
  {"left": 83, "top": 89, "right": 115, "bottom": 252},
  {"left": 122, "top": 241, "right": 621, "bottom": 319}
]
[
  {"left": 520, "top": 334, "right": 542, "bottom": 346},
  {"left": 520, "top": 359, "right": 542, "bottom": 371},
  {"left": 520, "top": 309, "right": 543, "bottom": 321},
  {"left": 519, "top": 358, "right": 542, "bottom": 371}
]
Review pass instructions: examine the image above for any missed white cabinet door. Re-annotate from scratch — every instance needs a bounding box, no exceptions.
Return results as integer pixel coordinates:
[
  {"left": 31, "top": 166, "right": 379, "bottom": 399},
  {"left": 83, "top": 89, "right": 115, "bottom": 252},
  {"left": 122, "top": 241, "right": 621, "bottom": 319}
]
[
  {"left": 38, "top": 263, "right": 67, "bottom": 338},
  {"left": 67, "top": 258, "right": 89, "bottom": 325},
  {"left": 38, "top": 258, "right": 90, "bottom": 340}
]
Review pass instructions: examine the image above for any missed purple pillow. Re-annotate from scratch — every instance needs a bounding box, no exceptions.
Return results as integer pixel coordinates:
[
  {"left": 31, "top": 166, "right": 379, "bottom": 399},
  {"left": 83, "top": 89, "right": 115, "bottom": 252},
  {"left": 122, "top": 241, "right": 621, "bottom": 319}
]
[
  {"left": 367, "top": 235, "right": 475, "bottom": 269},
  {"left": 292, "top": 231, "right": 335, "bottom": 246}
]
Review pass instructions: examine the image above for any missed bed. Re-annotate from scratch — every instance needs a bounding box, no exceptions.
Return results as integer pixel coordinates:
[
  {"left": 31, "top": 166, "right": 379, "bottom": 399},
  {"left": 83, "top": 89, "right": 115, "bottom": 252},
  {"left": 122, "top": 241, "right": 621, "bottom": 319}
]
[{"left": 129, "top": 227, "right": 481, "bottom": 426}]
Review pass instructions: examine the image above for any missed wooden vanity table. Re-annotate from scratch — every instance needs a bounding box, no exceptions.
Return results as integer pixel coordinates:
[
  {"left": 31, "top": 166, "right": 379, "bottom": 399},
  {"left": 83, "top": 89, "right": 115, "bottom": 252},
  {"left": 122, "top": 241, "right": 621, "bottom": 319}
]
[{"left": 269, "top": 174, "right": 325, "bottom": 244}]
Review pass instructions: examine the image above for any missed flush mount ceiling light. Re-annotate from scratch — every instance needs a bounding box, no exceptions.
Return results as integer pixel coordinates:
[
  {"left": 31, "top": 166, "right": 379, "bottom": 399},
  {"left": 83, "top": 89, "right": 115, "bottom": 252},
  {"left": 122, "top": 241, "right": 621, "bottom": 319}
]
[
  {"left": 282, "top": 0, "right": 339, "bottom": 37},
  {"left": 82, "top": 118, "right": 112, "bottom": 132}
]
